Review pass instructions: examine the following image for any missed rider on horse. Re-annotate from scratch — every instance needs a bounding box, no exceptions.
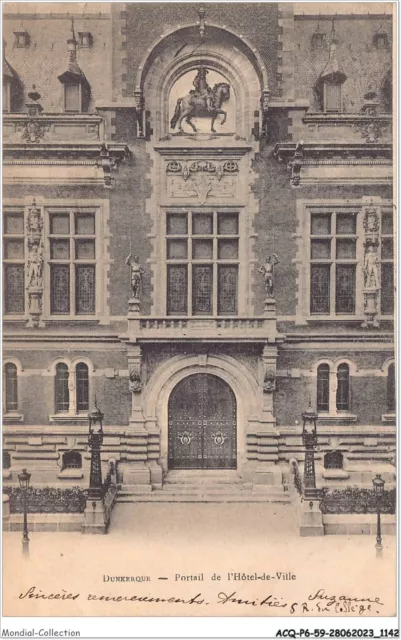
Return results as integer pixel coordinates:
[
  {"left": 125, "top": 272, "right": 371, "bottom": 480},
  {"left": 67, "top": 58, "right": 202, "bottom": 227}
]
[{"left": 190, "top": 67, "right": 213, "bottom": 112}]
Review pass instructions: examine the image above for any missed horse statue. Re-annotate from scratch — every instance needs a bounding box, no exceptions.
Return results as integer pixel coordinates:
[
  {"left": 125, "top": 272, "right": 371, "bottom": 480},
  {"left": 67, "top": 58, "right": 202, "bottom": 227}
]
[{"left": 170, "top": 68, "right": 231, "bottom": 133}]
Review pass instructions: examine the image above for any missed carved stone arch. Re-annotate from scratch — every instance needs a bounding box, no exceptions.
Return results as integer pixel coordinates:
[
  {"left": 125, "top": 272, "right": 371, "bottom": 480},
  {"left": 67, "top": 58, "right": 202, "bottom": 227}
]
[
  {"left": 333, "top": 358, "right": 358, "bottom": 375},
  {"left": 2, "top": 356, "right": 24, "bottom": 375},
  {"left": 137, "top": 24, "right": 268, "bottom": 138},
  {"left": 381, "top": 357, "right": 395, "bottom": 375},
  {"left": 143, "top": 353, "right": 260, "bottom": 472},
  {"left": 70, "top": 356, "right": 95, "bottom": 374},
  {"left": 135, "top": 23, "right": 269, "bottom": 95},
  {"left": 47, "top": 357, "right": 71, "bottom": 375},
  {"left": 310, "top": 358, "right": 334, "bottom": 374}
]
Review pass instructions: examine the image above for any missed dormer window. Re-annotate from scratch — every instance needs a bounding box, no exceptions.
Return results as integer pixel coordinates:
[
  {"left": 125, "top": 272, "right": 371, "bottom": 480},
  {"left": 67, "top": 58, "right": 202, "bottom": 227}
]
[
  {"left": 13, "top": 30, "right": 29, "bottom": 48},
  {"left": 78, "top": 32, "right": 93, "bottom": 48},
  {"left": 373, "top": 28, "right": 389, "bottom": 50},
  {"left": 58, "top": 21, "right": 90, "bottom": 113},
  {"left": 323, "top": 80, "right": 342, "bottom": 113},
  {"left": 64, "top": 81, "right": 82, "bottom": 112},
  {"left": 3, "top": 79, "right": 11, "bottom": 112}
]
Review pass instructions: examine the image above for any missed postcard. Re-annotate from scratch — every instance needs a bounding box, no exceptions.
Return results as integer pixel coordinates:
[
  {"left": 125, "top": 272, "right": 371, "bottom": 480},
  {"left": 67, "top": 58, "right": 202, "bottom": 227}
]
[{"left": 1, "top": 0, "right": 397, "bottom": 636}]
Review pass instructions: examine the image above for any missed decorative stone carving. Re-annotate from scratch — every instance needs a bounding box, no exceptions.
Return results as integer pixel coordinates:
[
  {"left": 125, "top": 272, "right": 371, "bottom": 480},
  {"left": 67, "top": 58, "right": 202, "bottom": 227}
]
[
  {"left": 362, "top": 204, "right": 380, "bottom": 328},
  {"left": 289, "top": 141, "right": 304, "bottom": 186},
  {"left": 167, "top": 159, "right": 238, "bottom": 202},
  {"left": 126, "top": 254, "right": 145, "bottom": 300},
  {"left": 259, "top": 253, "right": 279, "bottom": 299},
  {"left": 166, "top": 159, "right": 239, "bottom": 179},
  {"left": 355, "top": 118, "right": 388, "bottom": 143},
  {"left": 170, "top": 67, "right": 231, "bottom": 133},
  {"left": 96, "top": 144, "right": 117, "bottom": 188},
  {"left": 129, "top": 370, "right": 143, "bottom": 393},
  {"left": 263, "top": 370, "right": 276, "bottom": 393},
  {"left": 26, "top": 199, "right": 44, "bottom": 327}
]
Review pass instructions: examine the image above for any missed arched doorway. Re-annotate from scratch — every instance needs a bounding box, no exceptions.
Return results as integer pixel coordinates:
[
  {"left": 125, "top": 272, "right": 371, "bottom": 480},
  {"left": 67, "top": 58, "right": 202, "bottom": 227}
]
[{"left": 168, "top": 373, "right": 236, "bottom": 470}]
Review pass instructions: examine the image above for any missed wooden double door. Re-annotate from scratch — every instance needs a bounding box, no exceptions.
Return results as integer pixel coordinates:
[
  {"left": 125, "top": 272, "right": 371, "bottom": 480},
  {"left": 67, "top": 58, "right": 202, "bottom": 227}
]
[{"left": 168, "top": 373, "right": 237, "bottom": 469}]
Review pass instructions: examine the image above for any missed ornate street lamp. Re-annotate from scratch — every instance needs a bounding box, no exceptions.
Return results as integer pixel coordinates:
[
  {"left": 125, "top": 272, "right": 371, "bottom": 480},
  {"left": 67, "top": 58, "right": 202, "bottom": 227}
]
[
  {"left": 18, "top": 468, "right": 31, "bottom": 556},
  {"left": 372, "top": 474, "right": 385, "bottom": 555},
  {"left": 302, "top": 403, "right": 319, "bottom": 500},
  {"left": 88, "top": 402, "right": 104, "bottom": 500}
]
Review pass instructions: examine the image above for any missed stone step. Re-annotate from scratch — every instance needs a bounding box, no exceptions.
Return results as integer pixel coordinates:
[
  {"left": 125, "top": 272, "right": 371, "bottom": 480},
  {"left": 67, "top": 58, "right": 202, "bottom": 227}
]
[
  {"left": 116, "top": 494, "right": 291, "bottom": 503},
  {"left": 163, "top": 471, "right": 241, "bottom": 485},
  {"left": 117, "top": 488, "right": 291, "bottom": 504}
]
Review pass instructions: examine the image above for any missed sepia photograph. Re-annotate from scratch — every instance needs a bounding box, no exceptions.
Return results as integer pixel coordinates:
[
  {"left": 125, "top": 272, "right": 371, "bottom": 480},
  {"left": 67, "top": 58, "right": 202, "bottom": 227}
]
[{"left": 1, "top": 0, "right": 398, "bottom": 635}]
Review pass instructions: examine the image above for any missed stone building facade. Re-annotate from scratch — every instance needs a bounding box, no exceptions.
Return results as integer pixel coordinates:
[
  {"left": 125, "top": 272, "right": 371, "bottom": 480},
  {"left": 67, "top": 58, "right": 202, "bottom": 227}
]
[{"left": 2, "top": 3, "right": 395, "bottom": 496}]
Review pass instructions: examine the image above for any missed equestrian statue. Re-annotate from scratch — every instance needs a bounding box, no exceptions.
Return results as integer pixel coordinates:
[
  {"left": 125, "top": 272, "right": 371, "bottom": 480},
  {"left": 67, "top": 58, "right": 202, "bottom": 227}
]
[{"left": 170, "top": 67, "right": 231, "bottom": 134}]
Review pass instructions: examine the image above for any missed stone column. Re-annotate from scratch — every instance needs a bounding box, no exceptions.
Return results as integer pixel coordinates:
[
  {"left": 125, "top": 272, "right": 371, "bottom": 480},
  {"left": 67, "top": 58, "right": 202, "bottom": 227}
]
[
  {"left": 123, "top": 343, "right": 152, "bottom": 489},
  {"left": 248, "top": 344, "right": 282, "bottom": 489}
]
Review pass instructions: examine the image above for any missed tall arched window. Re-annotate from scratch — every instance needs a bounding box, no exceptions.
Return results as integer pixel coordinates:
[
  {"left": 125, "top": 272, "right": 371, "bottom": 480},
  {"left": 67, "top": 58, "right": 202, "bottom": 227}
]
[
  {"left": 387, "top": 363, "right": 395, "bottom": 413},
  {"left": 76, "top": 363, "right": 89, "bottom": 412},
  {"left": 55, "top": 363, "right": 69, "bottom": 413},
  {"left": 336, "top": 363, "right": 350, "bottom": 411},
  {"left": 317, "top": 364, "right": 330, "bottom": 412},
  {"left": 4, "top": 363, "right": 18, "bottom": 411}
]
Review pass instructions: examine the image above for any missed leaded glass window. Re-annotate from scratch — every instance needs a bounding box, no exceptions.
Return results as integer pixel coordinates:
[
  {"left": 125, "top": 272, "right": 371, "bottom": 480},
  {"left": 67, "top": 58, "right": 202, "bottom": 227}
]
[
  {"left": 76, "top": 363, "right": 89, "bottom": 412},
  {"left": 317, "top": 364, "right": 330, "bottom": 412},
  {"left": 310, "top": 209, "right": 357, "bottom": 315},
  {"left": 381, "top": 208, "right": 394, "bottom": 315},
  {"left": 166, "top": 210, "right": 239, "bottom": 316},
  {"left": 3, "top": 210, "right": 25, "bottom": 314},
  {"left": 4, "top": 363, "right": 18, "bottom": 412},
  {"left": 55, "top": 363, "right": 70, "bottom": 413},
  {"left": 336, "top": 363, "right": 350, "bottom": 411},
  {"left": 48, "top": 210, "right": 96, "bottom": 316},
  {"left": 387, "top": 363, "right": 395, "bottom": 413}
]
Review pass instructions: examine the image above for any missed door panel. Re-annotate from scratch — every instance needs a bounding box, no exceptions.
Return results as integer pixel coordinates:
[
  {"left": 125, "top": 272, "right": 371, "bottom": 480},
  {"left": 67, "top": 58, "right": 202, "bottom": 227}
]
[{"left": 168, "top": 374, "right": 236, "bottom": 469}]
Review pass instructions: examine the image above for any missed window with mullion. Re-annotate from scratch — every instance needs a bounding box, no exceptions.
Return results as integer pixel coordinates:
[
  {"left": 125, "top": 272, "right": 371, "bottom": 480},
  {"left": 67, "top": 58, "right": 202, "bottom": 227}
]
[
  {"left": 380, "top": 208, "right": 394, "bottom": 315},
  {"left": 166, "top": 211, "right": 239, "bottom": 316},
  {"left": 49, "top": 210, "right": 96, "bottom": 315},
  {"left": 3, "top": 210, "right": 25, "bottom": 315},
  {"left": 310, "top": 209, "right": 357, "bottom": 315}
]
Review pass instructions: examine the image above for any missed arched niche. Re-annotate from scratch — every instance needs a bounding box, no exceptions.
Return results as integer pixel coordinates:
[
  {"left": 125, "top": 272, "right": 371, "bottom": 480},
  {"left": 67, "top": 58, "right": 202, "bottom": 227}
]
[{"left": 137, "top": 24, "right": 268, "bottom": 139}]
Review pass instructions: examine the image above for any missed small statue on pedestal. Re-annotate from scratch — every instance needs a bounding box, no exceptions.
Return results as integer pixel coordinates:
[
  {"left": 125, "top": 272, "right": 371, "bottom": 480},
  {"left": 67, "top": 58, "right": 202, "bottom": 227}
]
[
  {"left": 259, "top": 253, "right": 279, "bottom": 298},
  {"left": 126, "top": 254, "right": 145, "bottom": 300},
  {"left": 363, "top": 245, "right": 379, "bottom": 289}
]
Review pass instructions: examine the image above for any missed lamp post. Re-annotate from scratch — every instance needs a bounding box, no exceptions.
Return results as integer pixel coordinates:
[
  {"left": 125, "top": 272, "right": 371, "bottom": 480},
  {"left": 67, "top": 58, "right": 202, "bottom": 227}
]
[
  {"left": 372, "top": 474, "right": 385, "bottom": 556},
  {"left": 88, "top": 402, "right": 104, "bottom": 499},
  {"left": 302, "top": 403, "right": 319, "bottom": 500},
  {"left": 18, "top": 468, "right": 31, "bottom": 556}
]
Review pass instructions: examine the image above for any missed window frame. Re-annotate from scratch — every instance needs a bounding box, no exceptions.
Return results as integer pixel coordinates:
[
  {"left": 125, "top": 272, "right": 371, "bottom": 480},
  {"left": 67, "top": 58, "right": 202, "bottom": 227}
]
[
  {"left": 309, "top": 207, "right": 359, "bottom": 317},
  {"left": 323, "top": 80, "right": 342, "bottom": 113},
  {"left": 3, "top": 207, "right": 26, "bottom": 316},
  {"left": 3, "top": 199, "right": 109, "bottom": 323},
  {"left": 4, "top": 362, "right": 18, "bottom": 412},
  {"left": 313, "top": 359, "right": 356, "bottom": 421},
  {"left": 164, "top": 209, "right": 241, "bottom": 317},
  {"left": 50, "top": 359, "right": 92, "bottom": 421},
  {"left": 63, "top": 81, "right": 83, "bottom": 113},
  {"left": 295, "top": 199, "right": 393, "bottom": 324}
]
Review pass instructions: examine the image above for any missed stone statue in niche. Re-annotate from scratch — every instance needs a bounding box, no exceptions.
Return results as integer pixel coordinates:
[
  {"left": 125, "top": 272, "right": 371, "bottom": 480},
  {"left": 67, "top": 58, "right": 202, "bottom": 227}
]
[
  {"left": 126, "top": 254, "right": 145, "bottom": 299},
  {"left": 26, "top": 241, "right": 43, "bottom": 288},
  {"left": 170, "top": 67, "right": 230, "bottom": 134},
  {"left": 363, "top": 244, "right": 379, "bottom": 289},
  {"left": 259, "top": 254, "right": 279, "bottom": 299}
]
